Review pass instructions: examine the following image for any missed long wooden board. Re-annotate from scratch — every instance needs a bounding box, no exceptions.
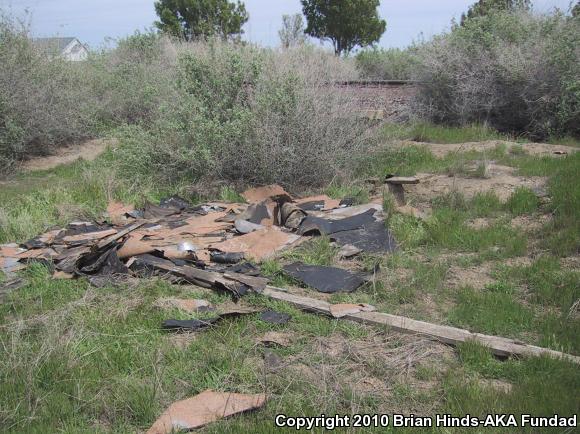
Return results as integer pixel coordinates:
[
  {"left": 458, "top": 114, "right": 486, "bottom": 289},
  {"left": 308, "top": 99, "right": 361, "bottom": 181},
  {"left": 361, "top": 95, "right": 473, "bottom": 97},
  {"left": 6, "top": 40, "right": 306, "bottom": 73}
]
[{"left": 262, "top": 286, "right": 580, "bottom": 365}]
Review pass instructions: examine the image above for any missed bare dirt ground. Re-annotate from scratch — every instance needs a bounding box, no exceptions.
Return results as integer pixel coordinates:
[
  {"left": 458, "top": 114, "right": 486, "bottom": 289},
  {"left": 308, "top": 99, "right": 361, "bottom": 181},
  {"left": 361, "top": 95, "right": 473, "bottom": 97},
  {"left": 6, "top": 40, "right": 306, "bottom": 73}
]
[
  {"left": 397, "top": 139, "right": 578, "bottom": 158},
  {"left": 21, "top": 138, "right": 115, "bottom": 172},
  {"left": 410, "top": 163, "right": 547, "bottom": 202}
]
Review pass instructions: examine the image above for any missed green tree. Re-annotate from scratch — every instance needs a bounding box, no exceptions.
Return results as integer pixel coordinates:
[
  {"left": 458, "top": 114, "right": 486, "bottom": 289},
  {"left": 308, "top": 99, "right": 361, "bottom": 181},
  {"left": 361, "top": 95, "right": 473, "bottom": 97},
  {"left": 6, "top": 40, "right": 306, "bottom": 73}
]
[
  {"left": 461, "top": 0, "right": 531, "bottom": 25},
  {"left": 301, "top": 0, "right": 386, "bottom": 55},
  {"left": 572, "top": 1, "right": 580, "bottom": 17},
  {"left": 279, "top": 14, "right": 307, "bottom": 49},
  {"left": 154, "top": 0, "right": 249, "bottom": 40}
]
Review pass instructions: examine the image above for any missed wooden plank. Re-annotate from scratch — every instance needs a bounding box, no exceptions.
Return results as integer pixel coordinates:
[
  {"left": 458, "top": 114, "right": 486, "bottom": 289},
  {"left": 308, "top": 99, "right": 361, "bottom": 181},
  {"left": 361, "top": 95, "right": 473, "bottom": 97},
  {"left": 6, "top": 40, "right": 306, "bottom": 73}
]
[
  {"left": 63, "top": 229, "right": 117, "bottom": 243},
  {"left": 97, "top": 221, "right": 146, "bottom": 249},
  {"left": 385, "top": 176, "right": 419, "bottom": 185},
  {"left": 334, "top": 80, "right": 422, "bottom": 86},
  {"left": 262, "top": 286, "right": 580, "bottom": 365}
]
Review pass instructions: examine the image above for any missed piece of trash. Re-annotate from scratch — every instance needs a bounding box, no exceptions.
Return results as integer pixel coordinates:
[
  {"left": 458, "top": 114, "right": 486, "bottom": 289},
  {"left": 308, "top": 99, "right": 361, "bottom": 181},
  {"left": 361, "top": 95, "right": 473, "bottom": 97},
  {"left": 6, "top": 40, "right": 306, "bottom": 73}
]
[
  {"left": 234, "top": 219, "right": 264, "bottom": 234},
  {"left": 117, "top": 237, "right": 157, "bottom": 259},
  {"left": 238, "top": 202, "right": 274, "bottom": 226},
  {"left": 280, "top": 202, "right": 307, "bottom": 229},
  {"left": 78, "top": 245, "right": 128, "bottom": 277},
  {"left": 328, "top": 203, "right": 382, "bottom": 218},
  {"left": 297, "top": 209, "right": 377, "bottom": 236},
  {"left": 21, "top": 237, "right": 46, "bottom": 249},
  {"left": 0, "top": 257, "right": 26, "bottom": 275},
  {"left": 162, "top": 318, "right": 217, "bottom": 331},
  {"left": 146, "top": 389, "right": 267, "bottom": 434},
  {"left": 225, "top": 262, "right": 261, "bottom": 276},
  {"left": 337, "top": 244, "right": 363, "bottom": 259},
  {"left": 297, "top": 200, "right": 324, "bottom": 211},
  {"left": 159, "top": 196, "right": 191, "bottom": 210},
  {"left": 339, "top": 197, "right": 355, "bottom": 207},
  {"left": 62, "top": 229, "right": 118, "bottom": 244},
  {"left": 260, "top": 310, "right": 291, "bottom": 324},
  {"left": 162, "top": 301, "right": 261, "bottom": 332},
  {"left": 210, "top": 251, "right": 245, "bottom": 264},
  {"left": 256, "top": 331, "right": 291, "bottom": 347},
  {"left": 210, "top": 227, "right": 300, "bottom": 262},
  {"left": 178, "top": 241, "right": 197, "bottom": 252},
  {"left": 296, "top": 195, "right": 341, "bottom": 211},
  {"left": 107, "top": 201, "right": 135, "bottom": 225},
  {"left": 223, "top": 272, "right": 268, "bottom": 293},
  {"left": 155, "top": 298, "right": 212, "bottom": 314},
  {"left": 330, "top": 221, "right": 397, "bottom": 254},
  {"left": 143, "top": 202, "right": 181, "bottom": 219},
  {"left": 160, "top": 247, "right": 196, "bottom": 262},
  {"left": 329, "top": 303, "right": 376, "bottom": 318},
  {"left": 283, "top": 262, "right": 365, "bottom": 293},
  {"left": 216, "top": 302, "right": 262, "bottom": 317},
  {"left": 242, "top": 184, "right": 292, "bottom": 203}
]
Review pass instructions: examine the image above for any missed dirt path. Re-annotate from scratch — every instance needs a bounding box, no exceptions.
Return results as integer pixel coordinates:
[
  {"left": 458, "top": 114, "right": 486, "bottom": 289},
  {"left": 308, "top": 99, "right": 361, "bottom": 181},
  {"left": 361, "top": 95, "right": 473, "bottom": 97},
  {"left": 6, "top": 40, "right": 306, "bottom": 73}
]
[
  {"left": 396, "top": 139, "right": 578, "bottom": 158},
  {"left": 21, "top": 138, "right": 115, "bottom": 172}
]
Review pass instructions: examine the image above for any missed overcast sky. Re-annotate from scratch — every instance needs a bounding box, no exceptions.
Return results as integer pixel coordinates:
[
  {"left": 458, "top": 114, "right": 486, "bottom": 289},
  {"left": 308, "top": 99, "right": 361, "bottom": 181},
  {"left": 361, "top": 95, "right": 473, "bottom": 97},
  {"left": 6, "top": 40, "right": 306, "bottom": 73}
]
[{"left": 0, "top": 0, "right": 574, "bottom": 49}]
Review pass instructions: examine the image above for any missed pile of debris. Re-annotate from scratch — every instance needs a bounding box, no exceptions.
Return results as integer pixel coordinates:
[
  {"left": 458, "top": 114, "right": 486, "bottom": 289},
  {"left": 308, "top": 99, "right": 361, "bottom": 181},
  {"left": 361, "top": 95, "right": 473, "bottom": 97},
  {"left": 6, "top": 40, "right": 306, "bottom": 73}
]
[{"left": 0, "top": 184, "right": 397, "bottom": 296}]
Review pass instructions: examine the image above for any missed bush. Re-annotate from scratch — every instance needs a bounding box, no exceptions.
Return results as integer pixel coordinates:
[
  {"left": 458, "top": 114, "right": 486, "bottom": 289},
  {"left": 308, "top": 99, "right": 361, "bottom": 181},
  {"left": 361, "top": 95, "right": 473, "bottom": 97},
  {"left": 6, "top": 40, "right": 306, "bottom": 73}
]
[
  {"left": 1, "top": 12, "right": 370, "bottom": 189},
  {"left": 355, "top": 47, "right": 416, "bottom": 80},
  {"left": 113, "top": 41, "right": 374, "bottom": 189},
  {"left": 0, "top": 17, "right": 93, "bottom": 172},
  {"left": 0, "top": 17, "right": 177, "bottom": 176},
  {"left": 85, "top": 32, "right": 177, "bottom": 129},
  {"left": 413, "top": 10, "right": 580, "bottom": 139}
]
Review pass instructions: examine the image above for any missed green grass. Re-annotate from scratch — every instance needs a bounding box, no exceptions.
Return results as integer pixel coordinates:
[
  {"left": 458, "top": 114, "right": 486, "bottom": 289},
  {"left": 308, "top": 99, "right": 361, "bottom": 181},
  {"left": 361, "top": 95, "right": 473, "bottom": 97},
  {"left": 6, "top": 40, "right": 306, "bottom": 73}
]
[
  {"left": 449, "top": 286, "right": 534, "bottom": 337},
  {"left": 496, "top": 256, "right": 580, "bottom": 311},
  {"left": 0, "top": 159, "right": 181, "bottom": 244},
  {"left": 324, "top": 184, "right": 369, "bottom": 205},
  {"left": 547, "top": 135, "right": 580, "bottom": 147},
  {"left": 1, "top": 125, "right": 579, "bottom": 432},
  {"left": 446, "top": 256, "right": 580, "bottom": 353},
  {"left": 0, "top": 265, "right": 374, "bottom": 433},
  {"left": 505, "top": 187, "right": 540, "bottom": 216},
  {"left": 282, "top": 236, "right": 338, "bottom": 267},
  {"left": 425, "top": 209, "right": 527, "bottom": 258},
  {"left": 219, "top": 186, "right": 246, "bottom": 203},
  {"left": 445, "top": 342, "right": 580, "bottom": 434},
  {"left": 470, "top": 192, "right": 503, "bottom": 217},
  {"left": 363, "top": 144, "right": 507, "bottom": 180},
  {"left": 543, "top": 152, "right": 580, "bottom": 256},
  {"left": 381, "top": 122, "right": 508, "bottom": 144}
]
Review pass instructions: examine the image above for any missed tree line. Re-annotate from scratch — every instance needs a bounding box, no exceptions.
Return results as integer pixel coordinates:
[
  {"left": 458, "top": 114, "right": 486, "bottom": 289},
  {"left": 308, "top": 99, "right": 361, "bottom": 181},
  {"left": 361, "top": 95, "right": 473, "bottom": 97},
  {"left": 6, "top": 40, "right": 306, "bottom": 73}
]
[{"left": 153, "top": 0, "right": 579, "bottom": 55}]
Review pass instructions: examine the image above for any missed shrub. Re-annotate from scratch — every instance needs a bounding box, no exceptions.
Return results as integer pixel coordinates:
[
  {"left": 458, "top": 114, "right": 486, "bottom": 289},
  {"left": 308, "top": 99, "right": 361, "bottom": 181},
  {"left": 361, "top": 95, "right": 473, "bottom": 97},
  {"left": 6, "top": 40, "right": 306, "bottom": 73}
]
[
  {"left": 1, "top": 12, "right": 370, "bottom": 189},
  {"left": 0, "top": 16, "right": 93, "bottom": 172},
  {"left": 355, "top": 47, "right": 416, "bottom": 80},
  {"left": 0, "top": 20, "right": 177, "bottom": 176},
  {"left": 413, "top": 10, "right": 580, "bottom": 139},
  {"left": 114, "top": 41, "right": 374, "bottom": 189}
]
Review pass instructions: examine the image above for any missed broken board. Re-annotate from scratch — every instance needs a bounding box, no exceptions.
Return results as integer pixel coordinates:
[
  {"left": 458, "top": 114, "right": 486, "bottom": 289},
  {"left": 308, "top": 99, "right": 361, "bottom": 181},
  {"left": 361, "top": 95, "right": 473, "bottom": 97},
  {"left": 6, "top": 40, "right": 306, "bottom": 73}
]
[{"left": 262, "top": 286, "right": 580, "bottom": 364}]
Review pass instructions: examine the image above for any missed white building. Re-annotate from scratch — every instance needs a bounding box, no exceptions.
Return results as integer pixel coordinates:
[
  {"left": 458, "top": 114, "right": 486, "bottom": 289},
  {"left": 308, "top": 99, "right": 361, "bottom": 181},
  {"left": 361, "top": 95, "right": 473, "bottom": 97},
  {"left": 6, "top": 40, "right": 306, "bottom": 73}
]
[{"left": 32, "top": 37, "right": 89, "bottom": 61}]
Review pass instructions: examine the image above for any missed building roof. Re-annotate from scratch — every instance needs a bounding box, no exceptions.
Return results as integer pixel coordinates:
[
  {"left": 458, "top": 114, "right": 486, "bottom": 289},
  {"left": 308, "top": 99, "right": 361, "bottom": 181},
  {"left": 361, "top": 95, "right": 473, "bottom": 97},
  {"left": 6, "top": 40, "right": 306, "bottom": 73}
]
[{"left": 32, "top": 37, "right": 78, "bottom": 55}]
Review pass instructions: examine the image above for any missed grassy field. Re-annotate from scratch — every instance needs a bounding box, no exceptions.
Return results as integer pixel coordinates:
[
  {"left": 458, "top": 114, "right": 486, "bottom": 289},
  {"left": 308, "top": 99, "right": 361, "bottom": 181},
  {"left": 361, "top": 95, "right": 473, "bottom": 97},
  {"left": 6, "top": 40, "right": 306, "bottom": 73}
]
[{"left": 1, "top": 130, "right": 579, "bottom": 433}]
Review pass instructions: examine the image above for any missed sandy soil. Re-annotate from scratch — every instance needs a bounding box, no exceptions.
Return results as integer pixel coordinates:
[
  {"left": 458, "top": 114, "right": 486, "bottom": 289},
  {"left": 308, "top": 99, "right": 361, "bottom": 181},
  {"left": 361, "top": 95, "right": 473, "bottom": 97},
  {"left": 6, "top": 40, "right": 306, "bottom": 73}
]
[
  {"left": 407, "top": 163, "right": 547, "bottom": 203},
  {"left": 397, "top": 139, "right": 578, "bottom": 158},
  {"left": 21, "top": 138, "right": 115, "bottom": 172}
]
